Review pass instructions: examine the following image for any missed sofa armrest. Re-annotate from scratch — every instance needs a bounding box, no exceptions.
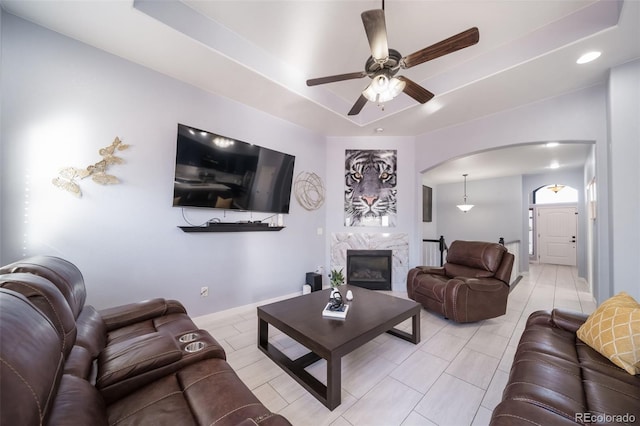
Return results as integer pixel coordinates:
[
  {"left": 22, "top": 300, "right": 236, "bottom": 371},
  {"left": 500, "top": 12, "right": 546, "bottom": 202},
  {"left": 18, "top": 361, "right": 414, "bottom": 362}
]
[
  {"left": 456, "top": 277, "right": 506, "bottom": 291},
  {"left": 550, "top": 308, "right": 589, "bottom": 333},
  {"left": 96, "top": 333, "right": 182, "bottom": 390},
  {"left": 99, "top": 298, "right": 187, "bottom": 331},
  {"left": 443, "top": 277, "right": 509, "bottom": 322},
  {"left": 407, "top": 267, "right": 446, "bottom": 299},
  {"left": 418, "top": 266, "right": 446, "bottom": 275}
]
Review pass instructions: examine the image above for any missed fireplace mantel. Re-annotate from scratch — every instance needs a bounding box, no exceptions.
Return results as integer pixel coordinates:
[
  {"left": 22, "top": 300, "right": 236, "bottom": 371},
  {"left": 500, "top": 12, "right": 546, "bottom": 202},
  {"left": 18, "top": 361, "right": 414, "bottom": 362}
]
[{"left": 331, "top": 233, "right": 409, "bottom": 292}]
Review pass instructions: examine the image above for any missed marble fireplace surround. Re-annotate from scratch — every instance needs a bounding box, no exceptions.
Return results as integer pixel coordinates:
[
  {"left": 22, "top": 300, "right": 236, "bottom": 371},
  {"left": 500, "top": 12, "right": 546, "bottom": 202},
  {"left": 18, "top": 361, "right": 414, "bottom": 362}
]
[{"left": 331, "top": 233, "right": 409, "bottom": 292}]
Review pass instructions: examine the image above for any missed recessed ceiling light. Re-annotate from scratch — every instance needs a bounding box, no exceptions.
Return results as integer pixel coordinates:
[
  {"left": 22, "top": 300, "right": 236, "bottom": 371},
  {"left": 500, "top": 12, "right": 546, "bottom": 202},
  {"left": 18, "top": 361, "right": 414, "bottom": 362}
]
[
  {"left": 423, "top": 100, "right": 443, "bottom": 114},
  {"left": 549, "top": 162, "right": 560, "bottom": 169},
  {"left": 577, "top": 51, "right": 601, "bottom": 64},
  {"left": 375, "top": 127, "right": 384, "bottom": 133},
  {"left": 546, "top": 142, "right": 559, "bottom": 148}
]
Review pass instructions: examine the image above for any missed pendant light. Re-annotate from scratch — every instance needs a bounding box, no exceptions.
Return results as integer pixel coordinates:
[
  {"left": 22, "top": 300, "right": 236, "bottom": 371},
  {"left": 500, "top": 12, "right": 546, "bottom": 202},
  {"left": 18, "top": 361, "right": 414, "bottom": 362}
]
[
  {"left": 548, "top": 184, "right": 565, "bottom": 193},
  {"left": 457, "top": 174, "right": 474, "bottom": 212}
]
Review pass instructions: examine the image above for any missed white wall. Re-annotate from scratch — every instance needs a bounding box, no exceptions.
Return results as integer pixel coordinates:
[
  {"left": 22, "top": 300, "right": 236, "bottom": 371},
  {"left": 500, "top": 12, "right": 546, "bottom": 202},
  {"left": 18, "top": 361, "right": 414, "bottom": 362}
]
[
  {"left": 2, "top": 12, "right": 637, "bottom": 312},
  {"left": 436, "top": 175, "right": 522, "bottom": 244},
  {"left": 415, "top": 85, "right": 610, "bottom": 300},
  {"left": 0, "top": 13, "right": 326, "bottom": 316},
  {"left": 607, "top": 59, "right": 640, "bottom": 300},
  {"left": 324, "top": 136, "right": 421, "bottom": 281}
]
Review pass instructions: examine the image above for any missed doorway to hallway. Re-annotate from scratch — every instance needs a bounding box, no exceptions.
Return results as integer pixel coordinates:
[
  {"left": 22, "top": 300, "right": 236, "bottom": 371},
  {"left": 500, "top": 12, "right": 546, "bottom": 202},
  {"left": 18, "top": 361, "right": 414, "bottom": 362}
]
[{"left": 537, "top": 206, "right": 578, "bottom": 266}]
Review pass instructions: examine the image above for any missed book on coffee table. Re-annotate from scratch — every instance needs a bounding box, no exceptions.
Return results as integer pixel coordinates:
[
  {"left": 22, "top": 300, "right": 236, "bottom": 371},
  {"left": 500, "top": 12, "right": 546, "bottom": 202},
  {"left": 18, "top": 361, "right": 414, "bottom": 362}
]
[{"left": 322, "top": 303, "right": 349, "bottom": 319}]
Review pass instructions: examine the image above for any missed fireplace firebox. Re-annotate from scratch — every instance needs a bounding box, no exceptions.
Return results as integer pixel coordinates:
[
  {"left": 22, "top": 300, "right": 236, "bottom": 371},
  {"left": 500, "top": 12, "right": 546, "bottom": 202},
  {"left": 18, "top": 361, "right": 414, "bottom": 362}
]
[{"left": 346, "top": 249, "right": 392, "bottom": 290}]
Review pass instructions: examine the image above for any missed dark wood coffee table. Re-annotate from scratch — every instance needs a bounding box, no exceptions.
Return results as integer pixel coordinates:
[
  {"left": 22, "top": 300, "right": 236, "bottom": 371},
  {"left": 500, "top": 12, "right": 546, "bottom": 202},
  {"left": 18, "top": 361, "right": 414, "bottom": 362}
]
[{"left": 257, "top": 285, "right": 421, "bottom": 410}]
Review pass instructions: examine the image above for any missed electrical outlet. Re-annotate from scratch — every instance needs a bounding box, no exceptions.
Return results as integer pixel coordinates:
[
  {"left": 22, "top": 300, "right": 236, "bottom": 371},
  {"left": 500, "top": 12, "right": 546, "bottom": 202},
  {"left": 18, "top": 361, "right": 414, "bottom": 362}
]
[{"left": 200, "top": 286, "right": 209, "bottom": 297}]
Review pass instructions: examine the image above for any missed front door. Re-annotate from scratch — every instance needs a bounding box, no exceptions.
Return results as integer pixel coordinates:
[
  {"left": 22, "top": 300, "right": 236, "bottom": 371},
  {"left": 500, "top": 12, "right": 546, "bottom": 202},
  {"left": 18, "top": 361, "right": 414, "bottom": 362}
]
[{"left": 537, "top": 206, "right": 577, "bottom": 266}]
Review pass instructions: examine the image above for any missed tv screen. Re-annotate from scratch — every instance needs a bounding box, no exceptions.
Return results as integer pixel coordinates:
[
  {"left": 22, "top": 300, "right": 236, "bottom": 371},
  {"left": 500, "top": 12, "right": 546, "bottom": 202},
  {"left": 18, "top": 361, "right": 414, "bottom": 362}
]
[{"left": 173, "top": 124, "right": 295, "bottom": 214}]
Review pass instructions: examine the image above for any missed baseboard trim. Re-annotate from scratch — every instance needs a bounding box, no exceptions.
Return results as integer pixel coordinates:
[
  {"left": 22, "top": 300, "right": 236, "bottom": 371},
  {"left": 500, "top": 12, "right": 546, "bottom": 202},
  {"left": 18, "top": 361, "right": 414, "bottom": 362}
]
[{"left": 192, "top": 291, "right": 301, "bottom": 325}]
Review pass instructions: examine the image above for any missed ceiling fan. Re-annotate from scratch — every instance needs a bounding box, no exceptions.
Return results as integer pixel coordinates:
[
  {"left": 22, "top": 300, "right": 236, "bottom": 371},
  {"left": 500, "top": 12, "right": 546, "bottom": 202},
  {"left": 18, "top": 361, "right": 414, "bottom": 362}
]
[{"left": 306, "top": 2, "right": 479, "bottom": 116}]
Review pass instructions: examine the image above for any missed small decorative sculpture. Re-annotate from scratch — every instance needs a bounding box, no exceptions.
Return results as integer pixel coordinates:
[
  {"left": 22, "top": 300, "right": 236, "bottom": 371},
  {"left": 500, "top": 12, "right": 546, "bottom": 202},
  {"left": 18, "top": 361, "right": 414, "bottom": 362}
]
[
  {"left": 327, "top": 289, "right": 344, "bottom": 311},
  {"left": 52, "top": 137, "right": 130, "bottom": 197}
]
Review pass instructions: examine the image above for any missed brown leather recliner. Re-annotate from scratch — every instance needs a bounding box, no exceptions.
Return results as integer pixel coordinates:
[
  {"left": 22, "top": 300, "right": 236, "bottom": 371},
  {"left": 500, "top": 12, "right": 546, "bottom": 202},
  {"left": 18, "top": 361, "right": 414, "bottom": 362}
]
[{"left": 407, "top": 240, "right": 514, "bottom": 323}]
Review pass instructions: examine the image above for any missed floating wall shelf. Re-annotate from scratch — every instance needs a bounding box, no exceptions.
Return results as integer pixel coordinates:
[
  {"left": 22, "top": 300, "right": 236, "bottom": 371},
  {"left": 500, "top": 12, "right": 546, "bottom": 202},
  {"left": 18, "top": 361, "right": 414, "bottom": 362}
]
[{"left": 179, "top": 224, "right": 285, "bottom": 233}]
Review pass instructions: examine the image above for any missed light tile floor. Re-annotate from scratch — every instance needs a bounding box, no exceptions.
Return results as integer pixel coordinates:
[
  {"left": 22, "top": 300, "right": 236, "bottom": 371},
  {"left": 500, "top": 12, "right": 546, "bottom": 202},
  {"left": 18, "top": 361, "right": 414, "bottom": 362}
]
[{"left": 194, "top": 264, "right": 596, "bottom": 426}]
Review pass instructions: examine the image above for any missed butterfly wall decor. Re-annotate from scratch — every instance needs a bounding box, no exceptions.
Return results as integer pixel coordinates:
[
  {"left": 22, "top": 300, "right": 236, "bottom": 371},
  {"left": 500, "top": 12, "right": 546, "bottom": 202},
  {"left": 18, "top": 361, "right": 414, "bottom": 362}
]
[{"left": 52, "top": 137, "right": 130, "bottom": 197}]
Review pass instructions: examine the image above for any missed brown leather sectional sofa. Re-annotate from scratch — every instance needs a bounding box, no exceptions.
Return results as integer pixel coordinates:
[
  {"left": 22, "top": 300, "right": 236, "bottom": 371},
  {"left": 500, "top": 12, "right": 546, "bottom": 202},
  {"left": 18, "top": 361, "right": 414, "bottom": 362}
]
[
  {"left": 491, "top": 308, "right": 640, "bottom": 425},
  {"left": 0, "top": 256, "right": 291, "bottom": 426}
]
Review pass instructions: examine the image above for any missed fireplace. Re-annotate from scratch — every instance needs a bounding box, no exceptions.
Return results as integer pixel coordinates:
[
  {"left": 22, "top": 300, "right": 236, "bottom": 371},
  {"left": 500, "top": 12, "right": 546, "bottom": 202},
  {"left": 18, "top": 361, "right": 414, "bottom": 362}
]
[{"left": 346, "top": 249, "right": 392, "bottom": 290}]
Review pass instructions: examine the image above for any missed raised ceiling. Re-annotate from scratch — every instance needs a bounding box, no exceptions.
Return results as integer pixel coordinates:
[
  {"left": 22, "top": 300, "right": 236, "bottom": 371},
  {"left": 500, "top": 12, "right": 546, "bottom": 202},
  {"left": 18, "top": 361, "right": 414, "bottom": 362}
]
[
  {"left": 1, "top": 0, "right": 638, "bottom": 183},
  {"left": 2, "top": 0, "right": 639, "bottom": 137}
]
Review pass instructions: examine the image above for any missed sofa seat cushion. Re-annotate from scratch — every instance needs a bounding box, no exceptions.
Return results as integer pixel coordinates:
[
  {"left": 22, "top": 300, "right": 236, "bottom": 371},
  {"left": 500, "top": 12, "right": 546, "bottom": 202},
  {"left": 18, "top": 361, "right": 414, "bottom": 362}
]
[
  {"left": 581, "top": 368, "right": 640, "bottom": 420},
  {"left": 107, "top": 358, "right": 278, "bottom": 426},
  {"left": 491, "top": 399, "right": 581, "bottom": 426},
  {"left": 504, "top": 350, "right": 587, "bottom": 418}
]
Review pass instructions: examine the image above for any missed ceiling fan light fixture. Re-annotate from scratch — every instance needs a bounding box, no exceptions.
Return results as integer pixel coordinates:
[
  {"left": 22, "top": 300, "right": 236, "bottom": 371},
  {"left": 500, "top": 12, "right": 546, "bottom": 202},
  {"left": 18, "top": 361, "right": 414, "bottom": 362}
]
[
  {"left": 373, "top": 73, "right": 389, "bottom": 92},
  {"left": 363, "top": 76, "right": 405, "bottom": 103}
]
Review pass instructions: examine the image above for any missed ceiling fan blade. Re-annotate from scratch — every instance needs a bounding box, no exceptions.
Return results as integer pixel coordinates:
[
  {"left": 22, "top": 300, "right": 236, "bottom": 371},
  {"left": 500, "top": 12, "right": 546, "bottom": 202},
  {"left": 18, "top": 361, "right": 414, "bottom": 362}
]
[
  {"left": 402, "top": 27, "right": 479, "bottom": 69},
  {"left": 348, "top": 94, "right": 369, "bottom": 116},
  {"left": 361, "top": 9, "right": 389, "bottom": 62},
  {"left": 397, "top": 76, "right": 435, "bottom": 104},
  {"left": 306, "top": 71, "right": 367, "bottom": 86}
]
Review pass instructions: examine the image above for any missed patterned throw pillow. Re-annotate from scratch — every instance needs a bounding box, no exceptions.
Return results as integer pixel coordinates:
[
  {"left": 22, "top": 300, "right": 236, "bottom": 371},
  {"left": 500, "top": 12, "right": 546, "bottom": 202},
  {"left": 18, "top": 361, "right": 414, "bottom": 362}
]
[{"left": 577, "top": 292, "right": 640, "bottom": 375}]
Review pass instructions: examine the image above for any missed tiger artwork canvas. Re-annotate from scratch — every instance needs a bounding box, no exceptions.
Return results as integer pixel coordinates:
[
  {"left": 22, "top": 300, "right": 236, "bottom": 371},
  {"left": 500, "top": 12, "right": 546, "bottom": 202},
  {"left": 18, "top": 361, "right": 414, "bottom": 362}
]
[{"left": 344, "top": 149, "right": 397, "bottom": 227}]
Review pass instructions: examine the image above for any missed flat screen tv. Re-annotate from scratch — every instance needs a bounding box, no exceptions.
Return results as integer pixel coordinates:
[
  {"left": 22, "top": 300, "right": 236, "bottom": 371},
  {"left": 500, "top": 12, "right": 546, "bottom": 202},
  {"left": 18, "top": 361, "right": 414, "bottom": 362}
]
[{"left": 173, "top": 124, "right": 295, "bottom": 214}]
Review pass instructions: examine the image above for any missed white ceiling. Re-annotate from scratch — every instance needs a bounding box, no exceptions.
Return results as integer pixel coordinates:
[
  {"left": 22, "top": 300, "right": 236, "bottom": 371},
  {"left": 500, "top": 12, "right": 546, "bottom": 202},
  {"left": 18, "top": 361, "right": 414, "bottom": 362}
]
[
  {"left": 422, "top": 141, "right": 594, "bottom": 185},
  {"left": 2, "top": 0, "right": 638, "bottom": 184}
]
